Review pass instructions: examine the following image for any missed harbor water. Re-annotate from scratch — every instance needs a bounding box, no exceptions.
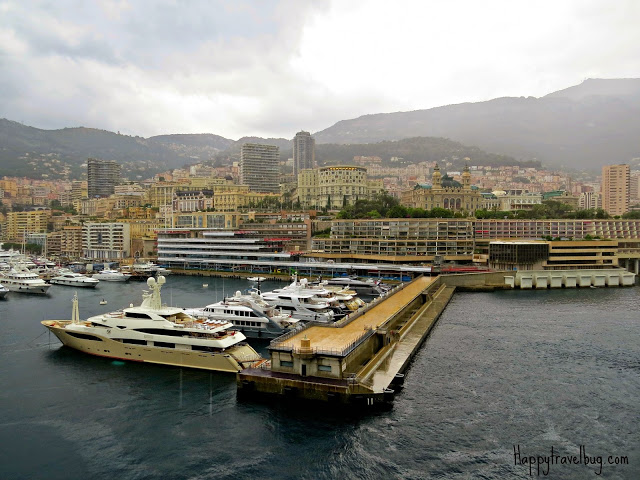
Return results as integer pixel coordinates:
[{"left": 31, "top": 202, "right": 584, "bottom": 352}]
[{"left": 1, "top": 276, "right": 638, "bottom": 479}]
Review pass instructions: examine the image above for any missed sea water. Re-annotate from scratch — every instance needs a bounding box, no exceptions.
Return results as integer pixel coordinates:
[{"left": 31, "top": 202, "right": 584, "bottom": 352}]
[{"left": 0, "top": 276, "right": 638, "bottom": 479}]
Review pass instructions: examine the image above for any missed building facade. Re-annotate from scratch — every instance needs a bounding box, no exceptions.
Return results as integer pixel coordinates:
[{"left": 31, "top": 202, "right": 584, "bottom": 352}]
[
  {"left": 293, "top": 131, "right": 315, "bottom": 177},
  {"left": 2, "top": 210, "right": 50, "bottom": 241},
  {"left": 239, "top": 143, "right": 280, "bottom": 193},
  {"left": 602, "top": 164, "right": 629, "bottom": 216},
  {"left": 82, "top": 222, "right": 130, "bottom": 260},
  {"left": 87, "top": 158, "right": 121, "bottom": 198},
  {"left": 297, "top": 166, "right": 383, "bottom": 209},
  {"left": 401, "top": 165, "right": 484, "bottom": 214}
]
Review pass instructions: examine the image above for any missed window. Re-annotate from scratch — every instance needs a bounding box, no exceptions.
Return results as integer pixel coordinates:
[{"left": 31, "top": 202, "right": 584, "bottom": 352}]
[
  {"left": 280, "top": 360, "right": 293, "bottom": 367},
  {"left": 154, "top": 342, "right": 175, "bottom": 348},
  {"left": 318, "top": 365, "right": 332, "bottom": 372},
  {"left": 122, "top": 339, "right": 147, "bottom": 345}
]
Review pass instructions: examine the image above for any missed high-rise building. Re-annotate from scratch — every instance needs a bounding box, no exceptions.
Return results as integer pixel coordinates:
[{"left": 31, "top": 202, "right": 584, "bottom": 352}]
[
  {"left": 602, "top": 164, "right": 630, "bottom": 216},
  {"left": 87, "top": 158, "right": 121, "bottom": 198},
  {"left": 239, "top": 143, "right": 280, "bottom": 193},
  {"left": 293, "top": 131, "right": 315, "bottom": 177}
]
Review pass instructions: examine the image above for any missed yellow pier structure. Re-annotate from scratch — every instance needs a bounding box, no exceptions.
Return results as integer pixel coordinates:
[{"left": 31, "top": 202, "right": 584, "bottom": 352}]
[{"left": 237, "top": 276, "right": 455, "bottom": 407}]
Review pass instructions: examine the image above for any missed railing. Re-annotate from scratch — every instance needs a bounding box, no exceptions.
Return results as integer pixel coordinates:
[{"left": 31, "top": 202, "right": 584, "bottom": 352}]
[{"left": 270, "top": 328, "right": 376, "bottom": 357}]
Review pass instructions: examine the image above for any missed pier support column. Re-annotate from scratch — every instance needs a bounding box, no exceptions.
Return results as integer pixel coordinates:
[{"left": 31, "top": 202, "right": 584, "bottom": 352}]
[{"left": 635, "top": 259, "right": 639, "bottom": 275}]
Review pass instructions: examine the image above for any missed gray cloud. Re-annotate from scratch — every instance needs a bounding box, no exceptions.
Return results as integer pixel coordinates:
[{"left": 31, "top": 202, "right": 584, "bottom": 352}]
[{"left": 0, "top": 0, "right": 638, "bottom": 140}]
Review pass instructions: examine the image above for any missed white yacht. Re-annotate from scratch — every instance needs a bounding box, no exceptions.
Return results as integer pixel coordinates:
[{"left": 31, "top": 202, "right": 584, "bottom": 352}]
[
  {"left": 50, "top": 271, "right": 100, "bottom": 288},
  {"left": 324, "top": 275, "right": 391, "bottom": 296},
  {"left": 261, "top": 284, "right": 335, "bottom": 323},
  {"left": 42, "top": 276, "right": 265, "bottom": 373},
  {"left": 268, "top": 278, "right": 356, "bottom": 317},
  {"left": 0, "top": 263, "right": 51, "bottom": 294},
  {"left": 0, "top": 283, "right": 8, "bottom": 298},
  {"left": 184, "top": 290, "right": 301, "bottom": 339},
  {"left": 92, "top": 269, "right": 132, "bottom": 282}
]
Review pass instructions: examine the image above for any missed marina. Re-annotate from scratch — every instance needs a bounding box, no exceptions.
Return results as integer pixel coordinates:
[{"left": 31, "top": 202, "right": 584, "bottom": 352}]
[{"left": 1, "top": 275, "right": 637, "bottom": 479}]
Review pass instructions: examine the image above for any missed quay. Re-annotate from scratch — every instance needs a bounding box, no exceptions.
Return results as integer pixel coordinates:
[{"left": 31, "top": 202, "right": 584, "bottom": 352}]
[
  {"left": 237, "top": 268, "right": 636, "bottom": 407},
  {"left": 237, "top": 275, "right": 455, "bottom": 407}
]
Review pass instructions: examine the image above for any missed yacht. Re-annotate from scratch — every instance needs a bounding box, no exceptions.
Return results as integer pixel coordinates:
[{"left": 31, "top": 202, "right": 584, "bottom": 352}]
[
  {"left": 0, "top": 263, "right": 51, "bottom": 294},
  {"left": 324, "top": 275, "right": 391, "bottom": 296},
  {"left": 42, "top": 276, "right": 265, "bottom": 373},
  {"left": 50, "top": 271, "right": 100, "bottom": 288},
  {"left": 184, "top": 290, "right": 301, "bottom": 339},
  {"left": 261, "top": 284, "right": 335, "bottom": 323},
  {"left": 0, "top": 283, "right": 8, "bottom": 298},
  {"left": 269, "top": 278, "right": 356, "bottom": 317},
  {"left": 92, "top": 269, "right": 132, "bottom": 282}
]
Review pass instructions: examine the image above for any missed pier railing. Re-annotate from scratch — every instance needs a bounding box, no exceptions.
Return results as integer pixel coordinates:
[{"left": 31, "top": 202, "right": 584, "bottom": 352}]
[{"left": 270, "top": 328, "right": 376, "bottom": 358}]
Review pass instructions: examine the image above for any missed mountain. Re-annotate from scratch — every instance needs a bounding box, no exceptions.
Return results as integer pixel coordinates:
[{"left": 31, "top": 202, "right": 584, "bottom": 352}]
[{"left": 314, "top": 78, "right": 640, "bottom": 170}]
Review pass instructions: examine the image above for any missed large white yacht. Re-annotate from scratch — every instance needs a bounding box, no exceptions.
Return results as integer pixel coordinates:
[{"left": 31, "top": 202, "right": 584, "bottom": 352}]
[
  {"left": 0, "top": 263, "right": 51, "bottom": 294},
  {"left": 261, "top": 283, "right": 335, "bottom": 323},
  {"left": 184, "top": 290, "right": 301, "bottom": 339},
  {"left": 50, "top": 271, "right": 100, "bottom": 288},
  {"left": 0, "top": 283, "right": 8, "bottom": 298},
  {"left": 92, "top": 269, "right": 132, "bottom": 282},
  {"left": 42, "top": 276, "right": 265, "bottom": 373},
  {"left": 323, "top": 275, "right": 391, "bottom": 296}
]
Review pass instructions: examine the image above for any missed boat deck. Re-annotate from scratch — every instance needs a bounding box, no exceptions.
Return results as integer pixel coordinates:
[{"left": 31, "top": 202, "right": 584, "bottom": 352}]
[{"left": 272, "top": 276, "right": 435, "bottom": 353}]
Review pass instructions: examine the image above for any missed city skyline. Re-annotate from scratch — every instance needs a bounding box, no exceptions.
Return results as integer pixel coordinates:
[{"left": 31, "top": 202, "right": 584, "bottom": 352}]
[{"left": 1, "top": 1, "right": 638, "bottom": 139}]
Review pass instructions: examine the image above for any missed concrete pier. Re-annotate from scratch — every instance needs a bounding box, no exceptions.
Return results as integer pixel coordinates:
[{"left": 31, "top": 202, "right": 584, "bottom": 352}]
[{"left": 237, "top": 276, "right": 454, "bottom": 407}]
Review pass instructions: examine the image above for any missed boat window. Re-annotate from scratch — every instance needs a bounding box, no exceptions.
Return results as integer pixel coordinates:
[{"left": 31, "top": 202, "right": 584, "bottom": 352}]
[
  {"left": 125, "top": 312, "right": 153, "bottom": 319},
  {"left": 134, "top": 328, "right": 187, "bottom": 337},
  {"left": 122, "top": 339, "right": 147, "bottom": 345},
  {"left": 192, "top": 345, "right": 218, "bottom": 353},
  {"left": 154, "top": 341, "right": 175, "bottom": 348},
  {"left": 66, "top": 332, "right": 103, "bottom": 341}
]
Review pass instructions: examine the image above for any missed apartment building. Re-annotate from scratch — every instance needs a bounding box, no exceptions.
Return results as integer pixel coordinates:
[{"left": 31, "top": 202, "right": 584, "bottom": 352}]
[
  {"left": 2, "top": 210, "right": 50, "bottom": 241},
  {"left": 82, "top": 222, "right": 130, "bottom": 260},
  {"left": 87, "top": 158, "right": 121, "bottom": 198},
  {"left": 602, "top": 164, "right": 630, "bottom": 216},
  {"left": 239, "top": 143, "right": 280, "bottom": 193}
]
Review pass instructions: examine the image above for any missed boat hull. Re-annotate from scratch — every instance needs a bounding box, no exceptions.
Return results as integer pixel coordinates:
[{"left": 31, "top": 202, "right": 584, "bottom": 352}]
[
  {"left": 3, "top": 283, "right": 51, "bottom": 294},
  {"left": 42, "top": 321, "right": 259, "bottom": 373},
  {"left": 50, "top": 280, "right": 98, "bottom": 288},
  {"left": 92, "top": 275, "right": 130, "bottom": 282}
]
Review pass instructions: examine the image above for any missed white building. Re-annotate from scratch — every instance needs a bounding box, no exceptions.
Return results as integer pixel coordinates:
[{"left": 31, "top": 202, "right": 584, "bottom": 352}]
[{"left": 82, "top": 222, "right": 131, "bottom": 260}]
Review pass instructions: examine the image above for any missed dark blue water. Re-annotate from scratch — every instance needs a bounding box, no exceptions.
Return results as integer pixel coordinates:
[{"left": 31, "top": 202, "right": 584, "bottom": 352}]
[{"left": 1, "top": 277, "right": 638, "bottom": 479}]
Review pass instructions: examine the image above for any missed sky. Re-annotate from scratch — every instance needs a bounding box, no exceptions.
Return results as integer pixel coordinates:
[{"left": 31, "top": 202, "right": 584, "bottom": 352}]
[{"left": 1, "top": 0, "right": 639, "bottom": 140}]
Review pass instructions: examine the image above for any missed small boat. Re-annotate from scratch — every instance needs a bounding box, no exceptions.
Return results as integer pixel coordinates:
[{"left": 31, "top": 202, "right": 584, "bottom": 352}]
[
  {"left": 202, "top": 284, "right": 208, "bottom": 288},
  {"left": 247, "top": 276, "right": 266, "bottom": 282},
  {"left": 100, "top": 299, "right": 108, "bottom": 305}
]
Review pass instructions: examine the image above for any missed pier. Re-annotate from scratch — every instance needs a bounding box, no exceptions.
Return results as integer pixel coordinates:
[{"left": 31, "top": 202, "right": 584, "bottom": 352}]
[{"left": 237, "top": 275, "right": 455, "bottom": 407}]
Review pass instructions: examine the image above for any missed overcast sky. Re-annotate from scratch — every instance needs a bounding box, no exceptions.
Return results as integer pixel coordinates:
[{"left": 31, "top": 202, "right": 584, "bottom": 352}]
[{"left": 1, "top": 0, "right": 638, "bottom": 139}]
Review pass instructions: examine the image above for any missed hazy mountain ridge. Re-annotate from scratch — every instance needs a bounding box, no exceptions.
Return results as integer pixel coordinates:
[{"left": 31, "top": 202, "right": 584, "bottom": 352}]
[
  {"left": 1, "top": 78, "right": 638, "bottom": 177},
  {"left": 314, "top": 79, "right": 640, "bottom": 170}
]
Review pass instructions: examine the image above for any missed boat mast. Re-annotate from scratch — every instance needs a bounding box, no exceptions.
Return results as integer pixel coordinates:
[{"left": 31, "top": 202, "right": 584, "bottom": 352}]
[{"left": 72, "top": 292, "right": 80, "bottom": 324}]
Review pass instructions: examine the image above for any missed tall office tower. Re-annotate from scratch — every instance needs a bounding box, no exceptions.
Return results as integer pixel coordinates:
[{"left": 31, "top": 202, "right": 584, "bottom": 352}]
[
  {"left": 87, "top": 158, "right": 121, "bottom": 198},
  {"left": 239, "top": 143, "right": 280, "bottom": 193},
  {"left": 601, "top": 164, "right": 630, "bottom": 216},
  {"left": 293, "top": 131, "right": 315, "bottom": 177}
]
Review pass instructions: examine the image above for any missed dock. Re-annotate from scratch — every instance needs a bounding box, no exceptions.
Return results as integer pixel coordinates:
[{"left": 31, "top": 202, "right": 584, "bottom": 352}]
[{"left": 237, "top": 275, "right": 455, "bottom": 407}]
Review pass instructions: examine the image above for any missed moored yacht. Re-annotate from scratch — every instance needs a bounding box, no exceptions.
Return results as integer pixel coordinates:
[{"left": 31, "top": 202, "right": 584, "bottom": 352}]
[
  {"left": 50, "top": 271, "right": 100, "bottom": 288},
  {"left": 92, "top": 269, "right": 132, "bottom": 282},
  {"left": 184, "top": 290, "right": 301, "bottom": 339},
  {"left": 0, "top": 263, "right": 51, "bottom": 294},
  {"left": 42, "top": 276, "right": 265, "bottom": 373},
  {"left": 261, "top": 285, "right": 335, "bottom": 323},
  {"left": 0, "top": 283, "right": 8, "bottom": 298},
  {"left": 324, "top": 275, "right": 391, "bottom": 296}
]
